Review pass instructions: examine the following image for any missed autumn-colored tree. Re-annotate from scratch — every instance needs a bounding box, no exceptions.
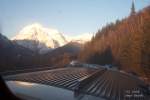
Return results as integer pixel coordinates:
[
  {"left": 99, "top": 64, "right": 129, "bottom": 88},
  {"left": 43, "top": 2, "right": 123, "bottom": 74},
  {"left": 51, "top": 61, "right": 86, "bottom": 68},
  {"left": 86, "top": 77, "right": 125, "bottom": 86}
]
[{"left": 78, "top": 5, "right": 150, "bottom": 82}]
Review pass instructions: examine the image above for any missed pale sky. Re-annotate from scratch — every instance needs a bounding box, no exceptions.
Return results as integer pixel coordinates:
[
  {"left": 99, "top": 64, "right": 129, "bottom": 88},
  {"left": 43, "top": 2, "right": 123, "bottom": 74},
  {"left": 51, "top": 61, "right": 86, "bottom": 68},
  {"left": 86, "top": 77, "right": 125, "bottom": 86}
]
[{"left": 0, "top": 0, "right": 149, "bottom": 38}]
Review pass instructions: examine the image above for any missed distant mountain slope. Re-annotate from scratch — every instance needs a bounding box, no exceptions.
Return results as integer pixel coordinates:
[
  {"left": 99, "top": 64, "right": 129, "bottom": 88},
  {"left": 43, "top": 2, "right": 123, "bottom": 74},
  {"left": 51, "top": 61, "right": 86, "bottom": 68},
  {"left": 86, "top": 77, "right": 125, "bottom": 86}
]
[
  {"left": 12, "top": 23, "right": 67, "bottom": 54},
  {"left": 0, "top": 32, "right": 82, "bottom": 73},
  {"left": 0, "top": 33, "right": 36, "bottom": 72},
  {"left": 41, "top": 42, "right": 82, "bottom": 67},
  {"left": 65, "top": 33, "right": 93, "bottom": 44},
  {"left": 45, "top": 42, "right": 82, "bottom": 57}
]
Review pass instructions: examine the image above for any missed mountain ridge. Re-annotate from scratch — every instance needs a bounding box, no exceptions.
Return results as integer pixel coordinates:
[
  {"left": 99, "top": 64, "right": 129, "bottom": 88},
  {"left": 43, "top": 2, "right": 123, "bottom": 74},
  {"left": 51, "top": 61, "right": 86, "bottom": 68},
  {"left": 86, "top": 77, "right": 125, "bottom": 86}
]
[
  {"left": 12, "top": 23, "right": 68, "bottom": 54},
  {"left": 12, "top": 23, "right": 93, "bottom": 54}
]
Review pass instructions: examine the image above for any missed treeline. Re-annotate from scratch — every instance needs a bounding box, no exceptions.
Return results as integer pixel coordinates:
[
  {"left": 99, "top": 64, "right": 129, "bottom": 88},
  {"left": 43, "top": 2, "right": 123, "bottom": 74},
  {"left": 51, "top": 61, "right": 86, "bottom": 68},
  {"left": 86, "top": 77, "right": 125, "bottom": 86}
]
[{"left": 79, "top": 6, "right": 150, "bottom": 81}]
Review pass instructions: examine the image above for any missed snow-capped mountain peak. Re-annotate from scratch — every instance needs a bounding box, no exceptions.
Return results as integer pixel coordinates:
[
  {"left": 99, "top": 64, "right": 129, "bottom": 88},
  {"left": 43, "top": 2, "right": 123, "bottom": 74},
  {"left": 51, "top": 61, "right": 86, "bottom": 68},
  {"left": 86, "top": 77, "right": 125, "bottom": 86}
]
[
  {"left": 12, "top": 23, "right": 93, "bottom": 54},
  {"left": 19, "top": 23, "right": 42, "bottom": 34},
  {"left": 12, "top": 23, "right": 67, "bottom": 54}
]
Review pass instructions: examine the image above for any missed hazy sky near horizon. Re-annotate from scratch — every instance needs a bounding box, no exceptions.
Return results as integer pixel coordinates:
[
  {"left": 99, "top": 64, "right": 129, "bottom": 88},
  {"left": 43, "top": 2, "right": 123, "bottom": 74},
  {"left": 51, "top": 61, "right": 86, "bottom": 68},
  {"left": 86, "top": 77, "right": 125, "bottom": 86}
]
[{"left": 0, "top": 0, "right": 149, "bottom": 38}]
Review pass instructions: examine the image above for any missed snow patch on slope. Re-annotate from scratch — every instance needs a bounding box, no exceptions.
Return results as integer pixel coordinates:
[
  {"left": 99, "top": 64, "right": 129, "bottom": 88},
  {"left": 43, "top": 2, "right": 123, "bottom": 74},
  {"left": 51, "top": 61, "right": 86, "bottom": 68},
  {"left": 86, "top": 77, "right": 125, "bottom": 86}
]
[{"left": 65, "top": 33, "right": 93, "bottom": 44}]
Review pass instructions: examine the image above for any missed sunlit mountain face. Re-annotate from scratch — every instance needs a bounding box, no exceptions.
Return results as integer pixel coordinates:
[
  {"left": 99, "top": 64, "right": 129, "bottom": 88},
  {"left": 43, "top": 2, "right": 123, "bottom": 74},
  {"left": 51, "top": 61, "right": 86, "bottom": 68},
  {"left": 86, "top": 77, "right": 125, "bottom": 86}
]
[
  {"left": 12, "top": 23, "right": 93, "bottom": 54},
  {"left": 11, "top": 23, "right": 67, "bottom": 54}
]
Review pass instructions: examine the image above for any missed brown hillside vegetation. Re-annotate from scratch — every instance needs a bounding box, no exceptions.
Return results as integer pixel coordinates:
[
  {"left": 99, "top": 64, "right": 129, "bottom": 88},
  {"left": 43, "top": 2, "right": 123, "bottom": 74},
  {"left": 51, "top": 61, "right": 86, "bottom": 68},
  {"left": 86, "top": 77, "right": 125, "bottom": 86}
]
[{"left": 79, "top": 6, "right": 150, "bottom": 82}]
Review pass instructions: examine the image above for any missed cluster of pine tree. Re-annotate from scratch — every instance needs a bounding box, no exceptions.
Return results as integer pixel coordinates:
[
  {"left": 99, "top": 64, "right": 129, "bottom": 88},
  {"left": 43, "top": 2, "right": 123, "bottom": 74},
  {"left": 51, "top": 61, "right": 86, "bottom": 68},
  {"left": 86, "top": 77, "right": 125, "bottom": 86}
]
[{"left": 79, "top": 6, "right": 150, "bottom": 82}]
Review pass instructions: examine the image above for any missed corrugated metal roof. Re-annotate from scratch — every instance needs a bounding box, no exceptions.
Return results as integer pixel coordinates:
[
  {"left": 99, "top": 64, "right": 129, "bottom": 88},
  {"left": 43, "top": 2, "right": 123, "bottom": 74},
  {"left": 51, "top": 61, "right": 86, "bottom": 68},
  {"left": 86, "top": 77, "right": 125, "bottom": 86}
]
[{"left": 4, "top": 67, "right": 149, "bottom": 100}]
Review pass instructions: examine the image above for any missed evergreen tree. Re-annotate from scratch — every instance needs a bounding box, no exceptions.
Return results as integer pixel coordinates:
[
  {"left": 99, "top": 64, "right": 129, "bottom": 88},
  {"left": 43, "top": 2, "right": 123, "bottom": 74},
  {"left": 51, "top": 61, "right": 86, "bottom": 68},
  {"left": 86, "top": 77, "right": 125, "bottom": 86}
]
[{"left": 131, "top": 0, "right": 136, "bottom": 16}]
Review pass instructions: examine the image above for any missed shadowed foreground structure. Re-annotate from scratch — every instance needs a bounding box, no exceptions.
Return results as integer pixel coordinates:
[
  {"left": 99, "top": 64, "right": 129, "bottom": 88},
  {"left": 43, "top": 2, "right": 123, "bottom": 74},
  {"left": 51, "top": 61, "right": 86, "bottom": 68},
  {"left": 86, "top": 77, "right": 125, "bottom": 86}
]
[{"left": 4, "top": 67, "right": 150, "bottom": 100}]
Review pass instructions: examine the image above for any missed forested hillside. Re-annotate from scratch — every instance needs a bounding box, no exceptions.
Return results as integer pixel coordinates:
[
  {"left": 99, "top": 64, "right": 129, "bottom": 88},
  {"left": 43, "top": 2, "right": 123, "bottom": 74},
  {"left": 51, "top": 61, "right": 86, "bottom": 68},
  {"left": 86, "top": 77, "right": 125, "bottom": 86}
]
[{"left": 79, "top": 6, "right": 150, "bottom": 81}]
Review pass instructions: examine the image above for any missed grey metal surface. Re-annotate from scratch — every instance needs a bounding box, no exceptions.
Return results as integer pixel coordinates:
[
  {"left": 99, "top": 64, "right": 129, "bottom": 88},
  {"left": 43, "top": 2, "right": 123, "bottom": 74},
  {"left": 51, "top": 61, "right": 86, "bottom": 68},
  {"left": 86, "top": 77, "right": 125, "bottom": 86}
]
[
  {"left": 4, "top": 67, "right": 97, "bottom": 90},
  {"left": 4, "top": 67, "right": 149, "bottom": 100}
]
